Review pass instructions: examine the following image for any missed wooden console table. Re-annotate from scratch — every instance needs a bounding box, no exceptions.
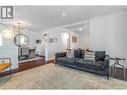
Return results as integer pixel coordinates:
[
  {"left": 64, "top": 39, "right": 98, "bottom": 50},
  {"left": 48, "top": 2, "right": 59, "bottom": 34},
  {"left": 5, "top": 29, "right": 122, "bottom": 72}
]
[{"left": 18, "top": 57, "right": 45, "bottom": 71}]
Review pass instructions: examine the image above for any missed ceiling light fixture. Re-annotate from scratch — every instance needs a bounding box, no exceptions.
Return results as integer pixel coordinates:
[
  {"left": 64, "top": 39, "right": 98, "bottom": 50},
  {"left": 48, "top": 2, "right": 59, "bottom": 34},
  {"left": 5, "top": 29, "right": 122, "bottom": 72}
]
[
  {"left": 12, "top": 22, "right": 27, "bottom": 34},
  {"left": 62, "top": 13, "right": 66, "bottom": 16},
  {"left": 78, "top": 28, "right": 83, "bottom": 31}
]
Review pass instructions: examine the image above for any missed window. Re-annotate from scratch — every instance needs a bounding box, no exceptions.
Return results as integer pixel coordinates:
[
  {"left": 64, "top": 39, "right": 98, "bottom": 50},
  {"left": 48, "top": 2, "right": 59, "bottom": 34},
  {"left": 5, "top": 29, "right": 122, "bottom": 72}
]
[{"left": 0, "top": 33, "right": 2, "bottom": 46}]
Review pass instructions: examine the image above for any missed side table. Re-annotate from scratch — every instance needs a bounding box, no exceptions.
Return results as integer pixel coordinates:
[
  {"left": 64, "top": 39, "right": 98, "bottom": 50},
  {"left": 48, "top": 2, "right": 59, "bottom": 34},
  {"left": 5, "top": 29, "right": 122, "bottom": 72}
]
[{"left": 110, "top": 57, "right": 126, "bottom": 80}]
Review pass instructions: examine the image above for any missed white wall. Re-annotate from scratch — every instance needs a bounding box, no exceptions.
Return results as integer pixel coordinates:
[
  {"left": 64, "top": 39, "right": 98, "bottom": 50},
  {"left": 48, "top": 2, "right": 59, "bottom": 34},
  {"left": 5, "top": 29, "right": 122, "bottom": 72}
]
[
  {"left": 90, "top": 16, "right": 108, "bottom": 51},
  {"left": 42, "top": 27, "right": 81, "bottom": 61},
  {"left": 0, "top": 24, "right": 4, "bottom": 46},
  {"left": 61, "top": 32, "right": 69, "bottom": 52},
  {"left": 78, "top": 30, "right": 90, "bottom": 50},
  {"left": 0, "top": 33, "right": 2, "bottom": 46},
  {"left": 0, "top": 46, "right": 18, "bottom": 69},
  {"left": 69, "top": 31, "right": 79, "bottom": 49},
  {"left": 42, "top": 27, "right": 62, "bottom": 61},
  {"left": 61, "top": 29, "right": 80, "bottom": 50},
  {"left": 25, "top": 30, "right": 42, "bottom": 49},
  {"left": 90, "top": 11, "right": 127, "bottom": 67}
]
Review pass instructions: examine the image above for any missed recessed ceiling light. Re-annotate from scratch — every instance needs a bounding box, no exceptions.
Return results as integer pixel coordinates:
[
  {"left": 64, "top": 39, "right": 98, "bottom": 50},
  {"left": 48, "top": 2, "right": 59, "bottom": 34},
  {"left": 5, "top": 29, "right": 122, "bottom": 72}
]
[
  {"left": 62, "top": 13, "right": 66, "bottom": 16},
  {"left": 78, "top": 28, "right": 83, "bottom": 31}
]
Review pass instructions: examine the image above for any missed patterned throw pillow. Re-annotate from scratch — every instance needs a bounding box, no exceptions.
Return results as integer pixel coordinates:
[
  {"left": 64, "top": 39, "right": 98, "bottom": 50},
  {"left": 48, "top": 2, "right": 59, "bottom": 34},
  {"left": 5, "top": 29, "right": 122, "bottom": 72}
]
[
  {"left": 66, "top": 49, "right": 74, "bottom": 58},
  {"left": 84, "top": 52, "right": 95, "bottom": 61}
]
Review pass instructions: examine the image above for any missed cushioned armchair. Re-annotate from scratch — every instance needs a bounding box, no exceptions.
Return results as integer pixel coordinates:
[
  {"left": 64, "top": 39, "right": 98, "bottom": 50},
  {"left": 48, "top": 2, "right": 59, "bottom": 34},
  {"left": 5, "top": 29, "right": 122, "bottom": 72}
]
[{"left": 0, "top": 58, "right": 12, "bottom": 74}]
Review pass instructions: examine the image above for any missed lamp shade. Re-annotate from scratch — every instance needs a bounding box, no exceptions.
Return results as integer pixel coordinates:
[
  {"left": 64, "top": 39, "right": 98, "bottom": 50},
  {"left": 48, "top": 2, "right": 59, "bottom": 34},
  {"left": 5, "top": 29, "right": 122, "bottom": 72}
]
[{"left": 1, "top": 29, "right": 14, "bottom": 39}]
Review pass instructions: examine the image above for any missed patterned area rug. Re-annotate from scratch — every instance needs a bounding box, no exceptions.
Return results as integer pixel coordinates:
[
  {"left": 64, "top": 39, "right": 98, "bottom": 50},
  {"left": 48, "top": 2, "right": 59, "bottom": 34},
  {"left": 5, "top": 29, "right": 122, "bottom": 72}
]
[{"left": 0, "top": 63, "right": 127, "bottom": 89}]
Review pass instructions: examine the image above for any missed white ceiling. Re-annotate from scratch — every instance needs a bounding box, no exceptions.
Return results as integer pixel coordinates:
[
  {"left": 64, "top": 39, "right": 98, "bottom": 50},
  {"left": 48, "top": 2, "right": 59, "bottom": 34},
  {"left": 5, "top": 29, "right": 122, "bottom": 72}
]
[{"left": 8, "top": 6, "right": 127, "bottom": 31}]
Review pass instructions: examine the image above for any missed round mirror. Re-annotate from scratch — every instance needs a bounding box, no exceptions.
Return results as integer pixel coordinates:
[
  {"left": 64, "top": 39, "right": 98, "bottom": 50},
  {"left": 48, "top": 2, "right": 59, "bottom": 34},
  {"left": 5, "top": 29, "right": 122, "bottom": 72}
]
[{"left": 14, "top": 34, "right": 29, "bottom": 47}]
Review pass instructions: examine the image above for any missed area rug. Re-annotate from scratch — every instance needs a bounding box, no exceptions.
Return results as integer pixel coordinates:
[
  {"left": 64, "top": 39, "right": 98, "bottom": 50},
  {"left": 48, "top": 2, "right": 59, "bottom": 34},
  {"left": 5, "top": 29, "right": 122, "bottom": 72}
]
[{"left": 0, "top": 63, "right": 127, "bottom": 89}]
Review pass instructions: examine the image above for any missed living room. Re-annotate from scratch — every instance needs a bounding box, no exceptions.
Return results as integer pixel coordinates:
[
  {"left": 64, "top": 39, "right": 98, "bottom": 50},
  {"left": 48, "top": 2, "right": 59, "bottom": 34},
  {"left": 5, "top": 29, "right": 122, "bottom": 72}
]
[{"left": 0, "top": 6, "right": 127, "bottom": 89}]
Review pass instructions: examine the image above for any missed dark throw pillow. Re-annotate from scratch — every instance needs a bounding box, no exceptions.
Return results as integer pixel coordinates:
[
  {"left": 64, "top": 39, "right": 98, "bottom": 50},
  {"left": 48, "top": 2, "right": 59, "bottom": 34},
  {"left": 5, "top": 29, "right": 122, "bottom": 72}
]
[
  {"left": 95, "top": 51, "right": 105, "bottom": 61},
  {"left": 74, "top": 49, "right": 82, "bottom": 58}
]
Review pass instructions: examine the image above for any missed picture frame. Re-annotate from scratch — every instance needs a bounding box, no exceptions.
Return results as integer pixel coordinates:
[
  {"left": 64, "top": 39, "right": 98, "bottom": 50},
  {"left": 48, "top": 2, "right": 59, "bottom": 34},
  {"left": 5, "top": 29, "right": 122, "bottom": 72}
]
[{"left": 72, "top": 36, "right": 77, "bottom": 43}]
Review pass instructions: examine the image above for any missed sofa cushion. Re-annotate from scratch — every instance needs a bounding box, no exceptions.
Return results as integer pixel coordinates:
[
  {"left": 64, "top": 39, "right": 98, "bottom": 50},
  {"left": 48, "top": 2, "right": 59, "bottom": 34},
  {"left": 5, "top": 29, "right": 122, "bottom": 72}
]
[
  {"left": 74, "top": 49, "right": 82, "bottom": 58},
  {"left": 76, "top": 59, "right": 104, "bottom": 70},
  {"left": 57, "top": 57, "right": 79, "bottom": 64},
  {"left": 95, "top": 51, "right": 105, "bottom": 61}
]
